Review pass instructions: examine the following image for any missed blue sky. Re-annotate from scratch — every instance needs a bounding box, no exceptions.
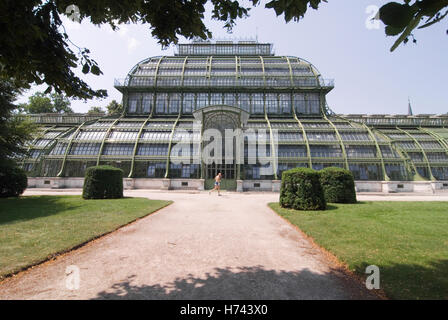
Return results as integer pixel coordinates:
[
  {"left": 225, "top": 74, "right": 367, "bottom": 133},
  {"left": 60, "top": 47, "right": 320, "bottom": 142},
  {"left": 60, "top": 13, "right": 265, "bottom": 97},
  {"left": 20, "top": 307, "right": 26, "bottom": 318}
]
[{"left": 17, "top": 0, "right": 448, "bottom": 115}]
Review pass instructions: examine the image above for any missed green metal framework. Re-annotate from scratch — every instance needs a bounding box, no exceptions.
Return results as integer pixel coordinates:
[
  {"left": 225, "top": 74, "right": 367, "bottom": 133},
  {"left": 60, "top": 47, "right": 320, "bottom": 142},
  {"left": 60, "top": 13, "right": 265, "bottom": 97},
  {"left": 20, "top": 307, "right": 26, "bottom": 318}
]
[
  {"left": 265, "top": 111, "right": 278, "bottom": 180},
  {"left": 128, "top": 108, "right": 154, "bottom": 178},
  {"left": 361, "top": 123, "right": 390, "bottom": 181},
  {"left": 164, "top": 110, "right": 182, "bottom": 178},
  {"left": 23, "top": 114, "right": 448, "bottom": 181},
  {"left": 292, "top": 104, "right": 312, "bottom": 168},
  {"left": 396, "top": 127, "right": 435, "bottom": 181},
  {"left": 19, "top": 40, "right": 448, "bottom": 182},
  {"left": 420, "top": 127, "right": 448, "bottom": 149},
  {"left": 57, "top": 121, "right": 86, "bottom": 177},
  {"left": 96, "top": 116, "right": 122, "bottom": 166},
  {"left": 324, "top": 115, "right": 349, "bottom": 170},
  {"left": 377, "top": 128, "right": 423, "bottom": 181}
]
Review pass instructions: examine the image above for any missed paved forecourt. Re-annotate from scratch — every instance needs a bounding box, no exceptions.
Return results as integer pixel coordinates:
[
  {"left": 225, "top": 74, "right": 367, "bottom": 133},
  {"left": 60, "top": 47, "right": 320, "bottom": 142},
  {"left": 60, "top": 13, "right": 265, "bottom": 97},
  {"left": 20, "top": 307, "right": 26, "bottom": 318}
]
[{"left": 1, "top": 189, "right": 432, "bottom": 299}]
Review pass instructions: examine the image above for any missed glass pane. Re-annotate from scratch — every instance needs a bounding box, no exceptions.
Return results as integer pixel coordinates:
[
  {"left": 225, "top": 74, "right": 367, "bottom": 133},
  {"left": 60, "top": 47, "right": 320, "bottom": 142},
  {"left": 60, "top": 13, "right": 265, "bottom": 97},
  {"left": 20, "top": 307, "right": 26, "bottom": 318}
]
[
  {"left": 137, "top": 144, "right": 169, "bottom": 156},
  {"left": 69, "top": 143, "right": 101, "bottom": 155},
  {"left": 102, "top": 143, "right": 134, "bottom": 156},
  {"left": 155, "top": 93, "right": 168, "bottom": 114}
]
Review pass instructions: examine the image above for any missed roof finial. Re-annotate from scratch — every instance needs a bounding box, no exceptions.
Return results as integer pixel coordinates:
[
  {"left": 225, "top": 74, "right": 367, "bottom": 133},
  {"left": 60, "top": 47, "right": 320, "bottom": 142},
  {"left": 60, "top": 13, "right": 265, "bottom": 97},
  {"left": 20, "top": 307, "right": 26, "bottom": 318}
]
[{"left": 408, "top": 97, "right": 413, "bottom": 116}]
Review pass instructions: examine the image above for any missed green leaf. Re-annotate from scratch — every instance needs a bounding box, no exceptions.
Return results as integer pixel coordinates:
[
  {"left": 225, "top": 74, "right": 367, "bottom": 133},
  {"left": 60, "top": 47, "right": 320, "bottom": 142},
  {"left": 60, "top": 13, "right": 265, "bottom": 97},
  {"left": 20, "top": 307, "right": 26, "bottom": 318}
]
[
  {"left": 418, "top": 9, "right": 448, "bottom": 29},
  {"left": 390, "top": 13, "right": 423, "bottom": 52},
  {"left": 380, "top": 2, "right": 415, "bottom": 28},
  {"left": 82, "top": 63, "right": 90, "bottom": 74},
  {"left": 90, "top": 65, "right": 101, "bottom": 75},
  {"left": 385, "top": 25, "right": 406, "bottom": 36}
]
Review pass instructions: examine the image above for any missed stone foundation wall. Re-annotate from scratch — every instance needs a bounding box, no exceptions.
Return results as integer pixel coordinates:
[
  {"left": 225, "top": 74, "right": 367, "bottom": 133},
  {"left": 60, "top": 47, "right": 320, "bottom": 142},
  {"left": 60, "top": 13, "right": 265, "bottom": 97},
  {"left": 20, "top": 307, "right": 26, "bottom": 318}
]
[{"left": 27, "top": 177, "right": 448, "bottom": 193}]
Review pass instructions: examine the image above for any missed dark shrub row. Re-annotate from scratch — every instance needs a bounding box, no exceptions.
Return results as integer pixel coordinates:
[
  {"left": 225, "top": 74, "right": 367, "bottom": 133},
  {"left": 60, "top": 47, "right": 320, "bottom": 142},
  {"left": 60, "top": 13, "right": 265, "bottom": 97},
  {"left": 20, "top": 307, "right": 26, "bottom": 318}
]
[
  {"left": 280, "top": 167, "right": 356, "bottom": 210},
  {"left": 319, "top": 167, "right": 357, "bottom": 204},
  {"left": 0, "top": 164, "right": 27, "bottom": 198},
  {"left": 82, "top": 165, "right": 123, "bottom": 199},
  {"left": 280, "top": 168, "right": 326, "bottom": 210}
]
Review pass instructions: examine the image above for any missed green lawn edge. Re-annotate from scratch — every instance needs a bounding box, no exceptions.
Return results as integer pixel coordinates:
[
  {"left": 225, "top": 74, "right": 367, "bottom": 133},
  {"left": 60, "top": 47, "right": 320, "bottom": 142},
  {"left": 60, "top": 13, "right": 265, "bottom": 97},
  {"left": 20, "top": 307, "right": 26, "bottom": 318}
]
[
  {"left": 0, "top": 196, "right": 172, "bottom": 280},
  {"left": 268, "top": 201, "right": 448, "bottom": 300}
]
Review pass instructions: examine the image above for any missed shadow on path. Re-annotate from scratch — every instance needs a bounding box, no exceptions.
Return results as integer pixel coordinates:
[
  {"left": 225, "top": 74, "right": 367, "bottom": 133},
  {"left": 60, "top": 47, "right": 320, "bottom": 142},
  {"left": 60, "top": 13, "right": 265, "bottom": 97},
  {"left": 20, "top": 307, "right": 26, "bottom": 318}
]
[{"left": 93, "top": 266, "right": 377, "bottom": 300}]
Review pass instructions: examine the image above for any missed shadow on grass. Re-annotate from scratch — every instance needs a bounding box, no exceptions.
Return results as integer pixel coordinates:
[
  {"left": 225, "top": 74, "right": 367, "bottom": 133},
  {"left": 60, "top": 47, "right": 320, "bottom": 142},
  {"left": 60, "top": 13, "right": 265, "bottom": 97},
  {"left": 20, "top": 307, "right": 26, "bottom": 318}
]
[
  {"left": 0, "top": 195, "right": 82, "bottom": 225},
  {"left": 83, "top": 196, "right": 134, "bottom": 200},
  {"left": 327, "top": 201, "right": 369, "bottom": 210},
  {"left": 313, "top": 201, "right": 370, "bottom": 211},
  {"left": 275, "top": 202, "right": 369, "bottom": 213},
  {"left": 353, "top": 259, "right": 448, "bottom": 300},
  {"left": 92, "top": 266, "right": 377, "bottom": 300}
]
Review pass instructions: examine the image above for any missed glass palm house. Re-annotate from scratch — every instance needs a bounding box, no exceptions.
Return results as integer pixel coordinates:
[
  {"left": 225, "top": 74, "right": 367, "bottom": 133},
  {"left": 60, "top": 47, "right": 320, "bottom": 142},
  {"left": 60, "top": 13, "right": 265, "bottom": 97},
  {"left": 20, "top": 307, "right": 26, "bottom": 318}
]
[{"left": 21, "top": 40, "right": 448, "bottom": 191}]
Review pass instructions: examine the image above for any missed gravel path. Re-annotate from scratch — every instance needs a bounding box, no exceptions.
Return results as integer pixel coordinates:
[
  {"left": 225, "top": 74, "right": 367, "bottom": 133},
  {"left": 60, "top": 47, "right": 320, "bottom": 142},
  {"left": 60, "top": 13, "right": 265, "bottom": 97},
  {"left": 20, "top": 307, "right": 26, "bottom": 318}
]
[{"left": 0, "top": 190, "right": 382, "bottom": 300}]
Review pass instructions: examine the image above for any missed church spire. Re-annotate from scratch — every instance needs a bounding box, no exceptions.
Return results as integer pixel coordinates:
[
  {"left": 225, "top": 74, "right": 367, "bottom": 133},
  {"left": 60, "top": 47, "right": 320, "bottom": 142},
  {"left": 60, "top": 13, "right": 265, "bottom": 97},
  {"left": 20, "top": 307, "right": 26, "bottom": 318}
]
[{"left": 408, "top": 97, "right": 413, "bottom": 116}]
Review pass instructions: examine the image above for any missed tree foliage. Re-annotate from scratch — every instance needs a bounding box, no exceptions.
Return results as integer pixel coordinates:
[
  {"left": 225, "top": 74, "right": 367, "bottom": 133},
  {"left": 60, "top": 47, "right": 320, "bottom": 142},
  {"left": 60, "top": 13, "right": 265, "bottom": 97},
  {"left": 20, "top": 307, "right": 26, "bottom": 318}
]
[
  {"left": 87, "top": 106, "right": 106, "bottom": 114},
  {"left": 0, "top": 1, "right": 106, "bottom": 100},
  {"left": 106, "top": 100, "right": 124, "bottom": 115},
  {"left": 0, "top": 79, "right": 38, "bottom": 164},
  {"left": 19, "top": 92, "right": 73, "bottom": 114},
  {"left": 0, "top": 1, "right": 327, "bottom": 101},
  {"left": 87, "top": 100, "right": 122, "bottom": 115},
  {"left": 0, "top": 79, "right": 32, "bottom": 197},
  {"left": 379, "top": 0, "right": 448, "bottom": 51},
  {"left": 0, "top": 0, "right": 445, "bottom": 102}
]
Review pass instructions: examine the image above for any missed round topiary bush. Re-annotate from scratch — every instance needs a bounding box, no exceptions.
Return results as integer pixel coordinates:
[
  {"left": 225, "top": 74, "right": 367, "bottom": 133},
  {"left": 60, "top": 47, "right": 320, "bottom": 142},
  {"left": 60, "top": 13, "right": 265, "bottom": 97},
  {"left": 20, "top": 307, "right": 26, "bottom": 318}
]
[
  {"left": 319, "top": 167, "right": 357, "bottom": 203},
  {"left": 0, "top": 164, "right": 28, "bottom": 198},
  {"left": 82, "top": 165, "right": 123, "bottom": 199},
  {"left": 280, "top": 167, "right": 326, "bottom": 210}
]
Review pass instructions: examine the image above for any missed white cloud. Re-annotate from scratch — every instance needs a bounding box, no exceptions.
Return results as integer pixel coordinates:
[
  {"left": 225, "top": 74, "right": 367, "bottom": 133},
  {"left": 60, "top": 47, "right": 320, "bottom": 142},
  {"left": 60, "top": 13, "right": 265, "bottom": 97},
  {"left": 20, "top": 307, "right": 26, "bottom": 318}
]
[
  {"left": 127, "top": 37, "right": 140, "bottom": 53},
  {"left": 117, "top": 25, "right": 129, "bottom": 37},
  {"left": 116, "top": 25, "right": 140, "bottom": 53}
]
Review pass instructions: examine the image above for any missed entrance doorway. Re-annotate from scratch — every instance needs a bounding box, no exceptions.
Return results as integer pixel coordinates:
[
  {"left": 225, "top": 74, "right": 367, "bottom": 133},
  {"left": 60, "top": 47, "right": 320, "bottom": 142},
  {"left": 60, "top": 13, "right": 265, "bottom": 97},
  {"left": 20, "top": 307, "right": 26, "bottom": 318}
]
[
  {"left": 205, "top": 163, "right": 236, "bottom": 190},
  {"left": 202, "top": 109, "right": 240, "bottom": 190}
]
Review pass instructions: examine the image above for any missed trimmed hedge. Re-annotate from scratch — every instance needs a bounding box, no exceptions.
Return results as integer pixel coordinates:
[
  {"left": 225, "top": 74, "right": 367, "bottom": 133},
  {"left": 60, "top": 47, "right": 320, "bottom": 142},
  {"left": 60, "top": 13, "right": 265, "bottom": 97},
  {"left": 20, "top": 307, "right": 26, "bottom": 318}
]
[
  {"left": 82, "top": 165, "right": 123, "bottom": 199},
  {"left": 0, "top": 165, "right": 28, "bottom": 198},
  {"left": 319, "top": 167, "right": 357, "bottom": 203},
  {"left": 280, "top": 167, "right": 326, "bottom": 210}
]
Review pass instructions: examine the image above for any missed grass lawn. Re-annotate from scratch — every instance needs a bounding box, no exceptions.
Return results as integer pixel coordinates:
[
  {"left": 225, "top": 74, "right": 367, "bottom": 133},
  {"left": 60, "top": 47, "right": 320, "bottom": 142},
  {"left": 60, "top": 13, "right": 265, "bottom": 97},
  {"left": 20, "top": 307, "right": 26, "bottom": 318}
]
[
  {"left": 269, "top": 201, "right": 448, "bottom": 300},
  {"left": 0, "top": 195, "right": 172, "bottom": 279}
]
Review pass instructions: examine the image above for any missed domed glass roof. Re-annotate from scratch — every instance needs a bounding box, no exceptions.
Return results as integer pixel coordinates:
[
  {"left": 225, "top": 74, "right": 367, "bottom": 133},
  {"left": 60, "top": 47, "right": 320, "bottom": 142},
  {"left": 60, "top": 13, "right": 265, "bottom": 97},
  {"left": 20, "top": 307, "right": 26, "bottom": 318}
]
[{"left": 115, "top": 41, "right": 333, "bottom": 90}]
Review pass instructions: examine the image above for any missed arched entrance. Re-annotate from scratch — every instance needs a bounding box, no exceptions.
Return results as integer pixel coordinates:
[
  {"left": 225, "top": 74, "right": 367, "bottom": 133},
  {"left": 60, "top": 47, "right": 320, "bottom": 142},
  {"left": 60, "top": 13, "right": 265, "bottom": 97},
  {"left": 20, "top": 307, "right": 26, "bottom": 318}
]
[{"left": 193, "top": 105, "right": 249, "bottom": 191}]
